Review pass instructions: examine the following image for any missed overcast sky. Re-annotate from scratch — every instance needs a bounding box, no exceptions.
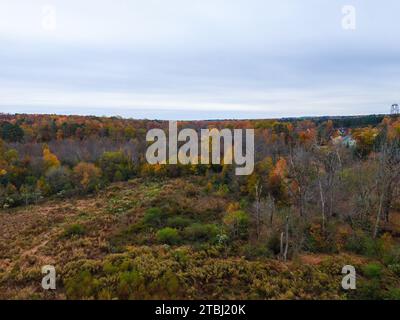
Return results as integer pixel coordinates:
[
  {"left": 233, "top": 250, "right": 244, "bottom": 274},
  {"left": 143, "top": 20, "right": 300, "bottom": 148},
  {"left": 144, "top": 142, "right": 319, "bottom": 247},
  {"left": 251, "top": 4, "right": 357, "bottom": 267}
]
[{"left": 0, "top": 0, "right": 399, "bottom": 119}]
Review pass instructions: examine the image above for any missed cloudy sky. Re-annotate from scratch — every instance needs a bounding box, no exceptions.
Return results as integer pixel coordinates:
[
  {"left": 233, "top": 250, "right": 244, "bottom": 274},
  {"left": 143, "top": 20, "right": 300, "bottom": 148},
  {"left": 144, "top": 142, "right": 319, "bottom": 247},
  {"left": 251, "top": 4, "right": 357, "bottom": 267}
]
[{"left": 0, "top": 0, "right": 399, "bottom": 119}]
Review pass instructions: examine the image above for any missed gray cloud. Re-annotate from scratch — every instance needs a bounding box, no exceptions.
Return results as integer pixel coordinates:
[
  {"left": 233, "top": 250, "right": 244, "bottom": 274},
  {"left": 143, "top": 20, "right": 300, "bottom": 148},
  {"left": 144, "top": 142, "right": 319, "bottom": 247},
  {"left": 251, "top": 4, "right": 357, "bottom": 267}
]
[{"left": 0, "top": 0, "right": 399, "bottom": 119}]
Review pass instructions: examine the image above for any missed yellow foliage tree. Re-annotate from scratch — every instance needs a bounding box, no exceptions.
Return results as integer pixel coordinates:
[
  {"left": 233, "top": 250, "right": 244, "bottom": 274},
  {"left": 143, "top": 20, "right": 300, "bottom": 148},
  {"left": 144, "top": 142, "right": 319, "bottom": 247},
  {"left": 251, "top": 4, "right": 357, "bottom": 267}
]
[
  {"left": 73, "top": 162, "right": 102, "bottom": 191},
  {"left": 43, "top": 145, "right": 60, "bottom": 170},
  {"left": 352, "top": 127, "right": 379, "bottom": 156}
]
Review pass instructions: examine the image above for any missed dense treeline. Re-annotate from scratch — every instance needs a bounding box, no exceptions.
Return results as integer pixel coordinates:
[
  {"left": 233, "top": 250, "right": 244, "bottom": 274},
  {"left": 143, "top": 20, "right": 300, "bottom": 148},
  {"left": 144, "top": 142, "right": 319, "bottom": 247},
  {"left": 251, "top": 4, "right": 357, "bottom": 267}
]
[
  {"left": 0, "top": 113, "right": 398, "bottom": 211},
  {"left": 281, "top": 114, "right": 385, "bottom": 128}
]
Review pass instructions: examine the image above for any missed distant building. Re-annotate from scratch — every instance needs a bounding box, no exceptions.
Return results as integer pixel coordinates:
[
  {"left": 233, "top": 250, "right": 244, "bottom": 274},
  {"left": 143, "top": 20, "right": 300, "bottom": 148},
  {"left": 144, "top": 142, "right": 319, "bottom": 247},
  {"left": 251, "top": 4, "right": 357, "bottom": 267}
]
[
  {"left": 337, "top": 127, "right": 348, "bottom": 136},
  {"left": 332, "top": 134, "right": 356, "bottom": 148},
  {"left": 342, "top": 135, "right": 357, "bottom": 147}
]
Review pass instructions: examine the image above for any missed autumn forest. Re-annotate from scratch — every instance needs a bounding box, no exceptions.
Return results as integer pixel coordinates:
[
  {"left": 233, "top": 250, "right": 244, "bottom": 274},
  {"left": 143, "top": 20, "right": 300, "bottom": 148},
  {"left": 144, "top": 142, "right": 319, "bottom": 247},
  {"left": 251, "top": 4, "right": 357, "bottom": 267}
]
[{"left": 0, "top": 113, "right": 400, "bottom": 300}]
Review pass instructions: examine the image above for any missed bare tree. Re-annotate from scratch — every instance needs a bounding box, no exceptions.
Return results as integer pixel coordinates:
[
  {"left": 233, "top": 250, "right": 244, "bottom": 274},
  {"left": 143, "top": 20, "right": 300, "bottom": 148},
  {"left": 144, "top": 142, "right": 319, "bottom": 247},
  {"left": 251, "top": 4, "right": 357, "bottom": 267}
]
[
  {"left": 286, "top": 146, "right": 317, "bottom": 218},
  {"left": 266, "top": 193, "right": 275, "bottom": 225},
  {"left": 253, "top": 182, "right": 263, "bottom": 240},
  {"left": 317, "top": 177, "right": 326, "bottom": 234},
  {"left": 374, "top": 136, "right": 400, "bottom": 237},
  {"left": 283, "top": 216, "right": 289, "bottom": 261}
]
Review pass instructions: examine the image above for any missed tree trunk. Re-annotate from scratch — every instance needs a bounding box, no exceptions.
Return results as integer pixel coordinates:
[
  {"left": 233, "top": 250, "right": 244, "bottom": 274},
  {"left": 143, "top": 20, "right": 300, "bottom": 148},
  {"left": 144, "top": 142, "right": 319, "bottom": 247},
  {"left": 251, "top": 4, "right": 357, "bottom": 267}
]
[
  {"left": 254, "top": 183, "right": 262, "bottom": 240},
  {"left": 283, "top": 216, "right": 289, "bottom": 262},
  {"left": 270, "top": 198, "right": 274, "bottom": 225},
  {"left": 318, "top": 179, "right": 326, "bottom": 234},
  {"left": 373, "top": 193, "right": 384, "bottom": 239},
  {"left": 382, "top": 189, "right": 392, "bottom": 223}
]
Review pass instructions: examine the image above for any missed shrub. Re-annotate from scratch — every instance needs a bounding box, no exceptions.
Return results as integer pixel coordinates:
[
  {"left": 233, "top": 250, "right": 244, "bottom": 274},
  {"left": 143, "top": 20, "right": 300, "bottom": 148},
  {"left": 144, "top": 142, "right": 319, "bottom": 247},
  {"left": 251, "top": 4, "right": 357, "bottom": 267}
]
[
  {"left": 215, "top": 184, "right": 229, "bottom": 196},
  {"left": 242, "top": 243, "right": 272, "bottom": 259},
  {"left": 386, "top": 288, "right": 400, "bottom": 300},
  {"left": 166, "top": 216, "right": 192, "bottom": 229},
  {"left": 65, "top": 270, "right": 96, "bottom": 299},
  {"left": 362, "top": 263, "right": 382, "bottom": 279},
  {"left": 143, "top": 207, "right": 166, "bottom": 228},
  {"left": 382, "top": 241, "right": 400, "bottom": 266},
  {"left": 0, "top": 184, "right": 23, "bottom": 208},
  {"left": 156, "top": 227, "right": 181, "bottom": 245},
  {"left": 184, "top": 184, "right": 198, "bottom": 197},
  {"left": 267, "top": 233, "right": 282, "bottom": 255},
  {"left": 388, "top": 264, "right": 400, "bottom": 276},
  {"left": 343, "top": 232, "right": 365, "bottom": 254},
  {"left": 118, "top": 270, "right": 144, "bottom": 299},
  {"left": 304, "top": 223, "right": 337, "bottom": 253},
  {"left": 103, "top": 261, "right": 118, "bottom": 274},
  {"left": 182, "top": 223, "right": 219, "bottom": 242},
  {"left": 353, "top": 279, "right": 383, "bottom": 300},
  {"left": 344, "top": 232, "right": 386, "bottom": 258},
  {"left": 215, "top": 232, "right": 229, "bottom": 245},
  {"left": 63, "top": 224, "right": 86, "bottom": 238},
  {"left": 172, "top": 249, "right": 189, "bottom": 265}
]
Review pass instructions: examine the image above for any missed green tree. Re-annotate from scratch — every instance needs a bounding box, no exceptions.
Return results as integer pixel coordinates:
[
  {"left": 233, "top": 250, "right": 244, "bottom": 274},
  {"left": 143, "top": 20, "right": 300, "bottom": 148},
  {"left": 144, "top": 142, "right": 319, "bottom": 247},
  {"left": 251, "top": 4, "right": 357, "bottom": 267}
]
[
  {"left": 0, "top": 122, "right": 24, "bottom": 142},
  {"left": 98, "top": 151, "right": 133, "bottom": 182},
  {"left": 45, "top": 166, "right": 72, "bottom": 194},
  {"left": 223, "top": 210, "right": 250, "bottom": 240}
]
